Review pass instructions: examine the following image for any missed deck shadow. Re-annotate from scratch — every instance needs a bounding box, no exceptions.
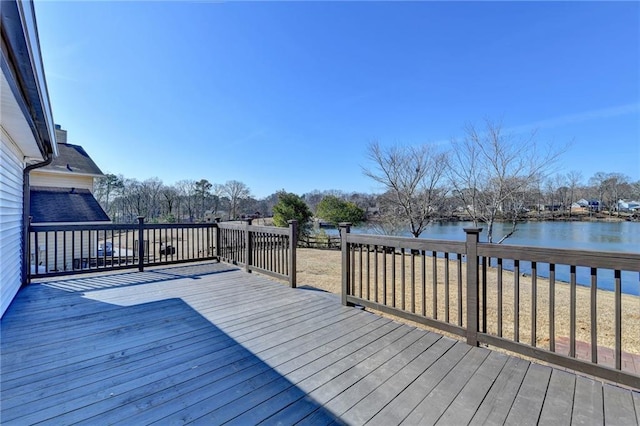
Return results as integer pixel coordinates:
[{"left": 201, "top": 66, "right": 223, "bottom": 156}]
[{"left": 0, "top": 281, "right": 347, "bottom": 424}]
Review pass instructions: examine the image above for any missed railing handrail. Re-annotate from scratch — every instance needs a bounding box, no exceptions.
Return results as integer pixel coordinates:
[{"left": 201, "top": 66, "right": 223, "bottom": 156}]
[
  {"left": 29, "top": 222, "right": 219, "bottom": 232},
  {"left": 217, "top": 221, "right": 290, "bottom": 236},
  {"left": 344, "top": 232, "right": 640, "bottom": 271},
  {"left": 477, "top": 243, "right": 640, "bottom": 271},
  {"left": 345, "top": 233, "right": 467, "bottom": 254}
]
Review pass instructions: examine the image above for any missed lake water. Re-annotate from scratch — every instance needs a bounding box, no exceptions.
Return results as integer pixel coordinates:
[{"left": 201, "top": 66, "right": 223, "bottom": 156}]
[{"left": 327, "top": 221, "right": 640, "bottom": 295}]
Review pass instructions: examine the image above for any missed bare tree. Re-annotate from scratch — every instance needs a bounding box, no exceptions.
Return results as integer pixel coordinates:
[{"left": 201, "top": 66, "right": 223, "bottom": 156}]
[
  {"left": 543, "top": 174, "right": 567, "bottom": 218},
  {"left": 175, "top": 179, "right": 196, "bottom": 222},
  {"left": 94, "top": 173, "right": 124, "bottom": 219},
  {"left": 141, "top": 177, "right": 163, "bottom": 220},
  {"left": 363, "top": 141, "right": 448, "bottom": 238},
  {"left": 215, "top": 180, "right": 251, "bottom": 220},
  {"left": 630, "top": 180, "right": 640, "bottom": 201},
  {"left": 602, "top": 173, "right": 630, "bottom": 215},
  {"left": 194, "top": 179, "right": 212, "bottom": 220},
  {"left": 588, "top": 172, "right": 608, "bottom": 213},
  {"left": 566, "top": 170, "right": 583, "bottom": 217},
  {"left": 160, "top": 185, "right": 179, "bottom": 222},
  {"left": 448, "top": 120, "right": 563, "bottom": 243}
]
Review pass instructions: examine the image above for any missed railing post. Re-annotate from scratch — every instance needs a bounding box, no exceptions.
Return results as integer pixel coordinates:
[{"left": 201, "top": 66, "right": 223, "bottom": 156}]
[
  {"left": 214, "top": 218, "right": 221, "bottom": 261},
  {"left": 340, "top": 222, "right": 352, "bottom": 306},
  {"left": 464, "top": 227, "right": 482, "bottom": 347},
  {"left": 26, "top": 216, "right": 33, "bottom": 284},
  {"left": 288, "top": 220, "right": 298, "bottom": 288},
  {"left": 245, "top": 218, "right": 252, "bottom": 273},
  {"left": 137, "top": 216, "right": 145, "bottom": 272}
]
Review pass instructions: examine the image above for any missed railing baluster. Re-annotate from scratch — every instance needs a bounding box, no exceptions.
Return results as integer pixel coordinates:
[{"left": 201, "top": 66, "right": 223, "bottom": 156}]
[
  {"left": 366, "top": 245, "right": 371, "bottom": 301},
  {"left": 34, "top": 229, "right": 40, "bottom": 273},
  {"left": 374, "top": 246, "right": 379, "bottom": 303},
  {"left": 383, "top": 248, "right": 387, "bottom": 306},
  {"left": 432, "top": 251, "right": 438, "bottom": 319},
  {"left": 444, "top": 252, "right": 449, "bottom": 323},
  {"left": 391, "top": 248, "right": 396, "bottom": 308},
  {"left": 359, "top": 245, "right": 364, "bottom": 298},
  {"left": 482, "top": 256, "right": 487, "bottom": 333},
  {"left": 549, "top": 263, "right": 555, "bottom": 352},
  {"left": 570, "top": 264, "right": 577, "bottom": 357},
  {"left": 615, "top": 269, "right": 622, "bottom": 370},
  {"left": 351, "top": 244, "right": 356, "bottom": 297},
  {"left": 410, "top": 249, "right": 415, "bottom": 313},
  {"left": 80, "top": 230, "right": 84, "bottom": 270},
  {"left": 63, "top": 230, "right": 67, "bottom": 271},
  {"left": 590, "top": 267, "right": 598, "bottom": 363},
  {"left": 531, "top": 261, "right": 537, "bottom": 347},
  {"left": 137, "top": 217, "right": 144, "bottom": 272},
  {"left": 514, "top": 259, "right": 520, "bottom": 343},
  {"left": 497, "top": 258, "right": 503, "bottom": 337},
  {"left": 87, "top": 229, "right": 91, "bottom": 268},
  {"left": 457, "top": 253, "right": 462, "bottom": 326},
  {"left": 400, "top": 248, "right": 405, "bottom": 310},
  {"left": 421, "top": 251, "right": 426, "bottom": 317}
]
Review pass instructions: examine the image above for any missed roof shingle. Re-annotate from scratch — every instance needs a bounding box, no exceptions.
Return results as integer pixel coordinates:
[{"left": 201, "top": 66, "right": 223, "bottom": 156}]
[
  {"left": 41, "top": 143, "right": 103, "bottom": 176},
  {"left": 30, "top": 186, "right": 110, "bottom": 223}
]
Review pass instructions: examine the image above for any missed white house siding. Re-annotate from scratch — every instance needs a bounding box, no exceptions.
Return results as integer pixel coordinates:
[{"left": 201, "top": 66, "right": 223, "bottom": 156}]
[
  {"left": 30, "top": 229, "right": 95, "bottom": 272},
  {"left": 30, "top": 172, "right": 94, "bottom": 191},
  {"left": 0, "top": 134, "right": 25, "bottom": 317}
]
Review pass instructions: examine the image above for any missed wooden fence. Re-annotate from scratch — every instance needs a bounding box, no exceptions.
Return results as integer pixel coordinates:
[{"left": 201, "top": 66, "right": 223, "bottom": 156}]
[
  {"left": 298, "top": 234, "right": 341, "bottom": 250},
  {"left": 339, "top": 223, "right": 640, "bottom": 388}
]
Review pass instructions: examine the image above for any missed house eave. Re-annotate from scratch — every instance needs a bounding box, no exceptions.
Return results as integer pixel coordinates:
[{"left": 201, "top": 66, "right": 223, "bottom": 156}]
[
  {"left": 31, "top": 168, "right": 105, "bottom": 179},
  {"left": 1, "top": 0, "right": 56, "bottom": 158}
]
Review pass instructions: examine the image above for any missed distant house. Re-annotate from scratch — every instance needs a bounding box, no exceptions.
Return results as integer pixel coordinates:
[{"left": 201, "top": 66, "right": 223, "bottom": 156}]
[
  {"left": 576, "top": 199, "right": 602, "bottom": 212},
  {"left": 1, "top": 0, "right": 57, "bottom": 317},
  {"left": 618, "top": 200, "right": 640, "bottom": 212},
  {"left": 28, "top": 125, "right": 110, "bottom": 272}
]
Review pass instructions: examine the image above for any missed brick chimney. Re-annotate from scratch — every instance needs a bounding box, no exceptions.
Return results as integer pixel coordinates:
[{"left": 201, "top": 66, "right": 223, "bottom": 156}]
[{"left": 54, "top": 124, "right": 67, "bottom": 144}]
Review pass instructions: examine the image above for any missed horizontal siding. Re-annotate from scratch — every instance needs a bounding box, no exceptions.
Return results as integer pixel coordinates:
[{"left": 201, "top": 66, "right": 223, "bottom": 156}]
[
  {"left": 0, "top": 136, "right": 25, "bottom": 317},
  {"left": 31, "top": 231, "right": 93, "bottom": 273},
  {"left": 30, "top": 172, "right": 94, "bottom": 191}
]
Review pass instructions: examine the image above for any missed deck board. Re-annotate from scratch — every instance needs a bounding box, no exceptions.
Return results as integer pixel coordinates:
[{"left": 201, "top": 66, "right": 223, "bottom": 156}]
[
  {"left": 603, "top": 383, "right": 638, "bottom": 425},
  {"left": 401, "top": 346, "right": 491, "bottom": 425},
  {"left": 504, "top": 362, "right": 553, "bottom": 425},
  {"left": 538, "top": 369, "right": 576, "bottom": 425},
  {"left": 572, "top": 375, "right": 605, "bottom": 426},
  {"left": 434, "top": 350, "right": 510, "bottom": 425},
  {"left": 1, "top": 263, "right": 637, "bottom": 425}
]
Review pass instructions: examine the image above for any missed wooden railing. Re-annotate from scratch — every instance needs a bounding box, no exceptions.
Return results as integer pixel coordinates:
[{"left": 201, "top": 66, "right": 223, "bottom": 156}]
[
  {"left": 28, "top": 217, "right": 217, "bottom": 278},
  {"left": 339, "top": 223, "right": 640, "bottom": 388},
  {"left": 28, "top": 218, "right": 298, "bottom": 287},
  {"left": 216, "top": 220, "right": 298, "bottom": 287}
]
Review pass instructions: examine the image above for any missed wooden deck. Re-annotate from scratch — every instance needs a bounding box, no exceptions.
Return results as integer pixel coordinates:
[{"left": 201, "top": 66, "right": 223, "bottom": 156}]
[{"left": 1, "top": 263, "right": 639, "bottom": 425}]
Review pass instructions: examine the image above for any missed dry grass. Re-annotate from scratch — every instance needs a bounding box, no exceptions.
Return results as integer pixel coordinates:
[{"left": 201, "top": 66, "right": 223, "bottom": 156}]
[{"left": 296, "top": 248, "right": 640, "bottom": 355}]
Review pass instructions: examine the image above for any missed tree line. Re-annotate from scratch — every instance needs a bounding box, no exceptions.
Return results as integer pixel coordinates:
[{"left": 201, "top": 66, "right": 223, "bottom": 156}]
[{"left": 94, "top": 120, "right": 639, "bottom": 243}]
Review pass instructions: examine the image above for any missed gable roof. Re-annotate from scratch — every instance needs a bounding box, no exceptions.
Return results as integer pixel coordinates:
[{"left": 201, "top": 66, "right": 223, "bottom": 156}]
[
  {"left": 30, "top": 186, "right": 110, "bottom": 223},
  {"left": 40, "top": 143, "right": 104, "bottom": 176}
]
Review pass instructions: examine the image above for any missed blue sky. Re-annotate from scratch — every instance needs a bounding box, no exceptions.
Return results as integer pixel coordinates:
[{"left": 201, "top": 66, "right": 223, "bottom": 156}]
[{"left": 35, "top": 1, "right": 639, "bottom": 198}]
